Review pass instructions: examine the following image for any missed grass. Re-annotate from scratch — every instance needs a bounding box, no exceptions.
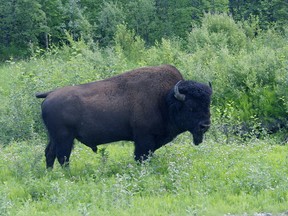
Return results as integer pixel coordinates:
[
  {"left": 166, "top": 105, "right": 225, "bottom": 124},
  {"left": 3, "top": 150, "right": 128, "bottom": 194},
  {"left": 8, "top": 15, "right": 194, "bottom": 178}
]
[
  {"left": 0, "top": 63, "right": 13, "bottom": 110},
  {"left": 0, "top": 135, "right": 288, "bottom": 215}
]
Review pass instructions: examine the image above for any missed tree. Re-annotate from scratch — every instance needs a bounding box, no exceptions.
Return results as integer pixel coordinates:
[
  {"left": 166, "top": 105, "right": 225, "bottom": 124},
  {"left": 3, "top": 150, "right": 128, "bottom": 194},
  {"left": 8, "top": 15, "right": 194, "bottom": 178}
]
[
  {"left": 191, "top": 0, "right": 229, "bottom": 27},
  {"left": 38, "top": 0, "right": 65, "bottom": 49},
  {"left": 0, "top": 0, "right": 14, "bottom": 49},
  {"left": 154, "top": 0, "right": 229, "bottom": 40},
  {"left": 97, "top": 1, "right": 126, "bottom": 46},
  {"left": 63, "top": 0, "right": 92, "bottom": 41},
  {"left": 0, "top": 0, "right": 46, "bottom": 58},
  {"left": 229, "top": 0, "right": 288, "bottom": 30},
  {"left": 125, "top": 0, "right": 156, "bottom": 44}
]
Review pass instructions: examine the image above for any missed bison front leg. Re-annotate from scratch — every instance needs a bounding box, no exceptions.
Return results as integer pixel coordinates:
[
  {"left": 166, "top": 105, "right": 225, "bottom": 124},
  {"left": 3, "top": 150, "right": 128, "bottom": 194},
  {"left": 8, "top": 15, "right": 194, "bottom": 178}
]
[{"left": 134, "top": 134, "right": 155, "bottom": 162}]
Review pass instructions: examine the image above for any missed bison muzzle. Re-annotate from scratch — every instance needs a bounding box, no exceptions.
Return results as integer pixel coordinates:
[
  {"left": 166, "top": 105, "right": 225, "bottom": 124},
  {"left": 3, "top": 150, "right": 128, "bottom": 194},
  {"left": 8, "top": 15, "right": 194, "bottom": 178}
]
[{"left": 36, "top": 65, "right": 212, "bottom": 169}]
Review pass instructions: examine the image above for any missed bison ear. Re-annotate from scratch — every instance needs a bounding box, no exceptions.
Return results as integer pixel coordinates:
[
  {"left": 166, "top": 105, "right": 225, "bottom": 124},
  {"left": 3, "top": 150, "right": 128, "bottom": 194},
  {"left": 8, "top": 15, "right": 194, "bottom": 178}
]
[{"left": 174, "top": 81, "right": 186, "bottom": 101}]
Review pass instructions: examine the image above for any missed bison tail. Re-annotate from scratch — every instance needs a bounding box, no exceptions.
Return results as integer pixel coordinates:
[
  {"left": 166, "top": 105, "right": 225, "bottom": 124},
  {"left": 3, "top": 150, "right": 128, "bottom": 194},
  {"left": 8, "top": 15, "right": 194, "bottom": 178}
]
[{"left": 35, "top": 91, "right": 52, "bottom": 98}]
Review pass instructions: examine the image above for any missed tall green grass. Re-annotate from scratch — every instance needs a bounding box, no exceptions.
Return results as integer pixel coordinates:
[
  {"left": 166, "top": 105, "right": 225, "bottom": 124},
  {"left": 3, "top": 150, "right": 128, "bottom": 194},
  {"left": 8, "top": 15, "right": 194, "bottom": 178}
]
[
  {"left": 0, "top": 137, "right": 287, "bottom": 215},
  {"left": 0, "top": 63, "right": 13, "bottom": 110}
]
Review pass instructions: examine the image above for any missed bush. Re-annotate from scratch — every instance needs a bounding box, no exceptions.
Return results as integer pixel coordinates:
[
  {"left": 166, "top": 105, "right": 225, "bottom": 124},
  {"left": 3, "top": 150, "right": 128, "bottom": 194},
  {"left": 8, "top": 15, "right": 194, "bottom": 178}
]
[
  {"left": 114, "top": 24, "right": 146, "bottom": 64},
  {"left": 187, "top": 13, "right": 247, "bottom": 54},
  {"left": 186, "top": 13, "right": 288, "bottom": 136}
]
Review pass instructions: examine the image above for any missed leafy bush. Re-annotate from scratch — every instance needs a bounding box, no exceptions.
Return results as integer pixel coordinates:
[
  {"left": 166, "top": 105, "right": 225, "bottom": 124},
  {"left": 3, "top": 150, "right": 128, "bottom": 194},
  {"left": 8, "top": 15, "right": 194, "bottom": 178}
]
[
  {"left": 186, "top": 13, "right": 288, "bottom": 136},
  {"left": 187, "top": 13, "right": 247, "bottom": 54},
  {"left": 114, "top": 24, "right": 146, "bottom": 64}
]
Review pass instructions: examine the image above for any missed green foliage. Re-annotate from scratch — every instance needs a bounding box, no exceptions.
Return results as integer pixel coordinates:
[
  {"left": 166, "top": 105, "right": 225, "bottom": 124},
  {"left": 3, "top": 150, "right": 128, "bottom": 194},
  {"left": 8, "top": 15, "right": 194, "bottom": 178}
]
[
  {"left": 96, "top": 1, "right": 126, "bottom": 46},
  {"left": 0, "top": 0, "right": 46, "bottom": 59},
  {"left": 1, "top": 0, "right": 287, "bottom": 60},
  {"left": 144, "top": 38, "right": 184, "bottom": 66},
  {"left": 229, "top": 0, "right": 288, "bottom": 31},
  {"left": 0, "top": 0, "right": 92, "bottom": 60},
  {"left": 185, "top": 13, "right": 288, "bottom": 135},
  {"left": 114, "top": 24, "right": 146, "bottom": 63},
  {"left": 125, "top": 0, "right": 156, "bottom": 43},
  {"left": 187, "top": 13, "right": 247, "bottom": 54}
]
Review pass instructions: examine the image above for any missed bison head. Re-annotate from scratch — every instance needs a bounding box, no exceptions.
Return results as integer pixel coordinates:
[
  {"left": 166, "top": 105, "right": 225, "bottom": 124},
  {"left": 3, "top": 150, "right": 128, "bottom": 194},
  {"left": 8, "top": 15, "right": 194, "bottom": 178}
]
[{"left": 167, "top": 80, "right": 212, "bottom": 145}]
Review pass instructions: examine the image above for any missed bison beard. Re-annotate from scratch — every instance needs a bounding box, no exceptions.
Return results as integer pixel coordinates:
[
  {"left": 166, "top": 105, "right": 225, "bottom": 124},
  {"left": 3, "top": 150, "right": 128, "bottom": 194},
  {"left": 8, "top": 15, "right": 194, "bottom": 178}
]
[{"left": 36, "top": 65, "right": 212, "bottom": 169}]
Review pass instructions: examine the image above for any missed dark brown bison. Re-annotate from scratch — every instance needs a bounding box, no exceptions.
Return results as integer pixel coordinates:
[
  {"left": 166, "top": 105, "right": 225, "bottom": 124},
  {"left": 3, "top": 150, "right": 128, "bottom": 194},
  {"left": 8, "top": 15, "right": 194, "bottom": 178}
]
[{"left": 36, "top": 65, "right": 212, "bottom": 168}]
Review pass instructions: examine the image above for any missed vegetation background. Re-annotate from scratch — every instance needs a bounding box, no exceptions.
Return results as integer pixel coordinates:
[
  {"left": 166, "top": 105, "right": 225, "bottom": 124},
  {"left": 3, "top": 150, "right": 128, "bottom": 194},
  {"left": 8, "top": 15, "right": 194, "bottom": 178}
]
[{"left": 0, "top": 0, "right": 288, "bottom": 215}]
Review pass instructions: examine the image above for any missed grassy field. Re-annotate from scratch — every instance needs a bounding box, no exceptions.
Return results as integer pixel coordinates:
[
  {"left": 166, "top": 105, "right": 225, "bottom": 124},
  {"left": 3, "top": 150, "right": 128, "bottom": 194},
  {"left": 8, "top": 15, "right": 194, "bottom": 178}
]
[{"left": 0, "top": 135, "right": 288, "bottom": 216}]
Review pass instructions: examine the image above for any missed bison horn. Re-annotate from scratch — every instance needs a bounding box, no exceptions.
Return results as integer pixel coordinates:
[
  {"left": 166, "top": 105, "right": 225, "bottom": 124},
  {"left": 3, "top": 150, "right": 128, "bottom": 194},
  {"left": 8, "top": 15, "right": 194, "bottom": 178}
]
[
  {"left": 174, "top": 81, "right": 186, "bottom": 101},
  {"left": 209, "top": 81, "right": 212, "bottom": 90},
  {"left": 201, "top": 124, "right": 211, "bottom": 128}
]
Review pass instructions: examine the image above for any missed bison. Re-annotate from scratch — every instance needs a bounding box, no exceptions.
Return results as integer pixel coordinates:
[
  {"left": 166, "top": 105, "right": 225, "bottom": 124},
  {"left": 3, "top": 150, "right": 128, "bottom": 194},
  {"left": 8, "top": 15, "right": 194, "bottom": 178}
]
[{"left": 36, "top": 65, "right": 212, "bottom": 169}]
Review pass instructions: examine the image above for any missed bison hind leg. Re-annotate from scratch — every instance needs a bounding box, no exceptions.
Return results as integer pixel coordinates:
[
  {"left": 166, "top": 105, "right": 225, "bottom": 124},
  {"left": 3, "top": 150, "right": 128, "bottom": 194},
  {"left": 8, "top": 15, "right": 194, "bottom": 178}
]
[
  {"left": 48, "top": 129, "right": 75, "bottom": 168},
  {"left": 45, "top": 141, "right": 56, "bottom": 169},
  {"left": 56, "top": 138, "right": 74, "bottom": 168}
]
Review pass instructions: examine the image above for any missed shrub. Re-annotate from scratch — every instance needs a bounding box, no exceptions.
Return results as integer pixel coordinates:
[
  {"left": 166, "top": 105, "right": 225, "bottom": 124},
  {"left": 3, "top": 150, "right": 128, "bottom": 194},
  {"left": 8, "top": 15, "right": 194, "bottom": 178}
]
[
  {"left": 186, "top": 14, "right": 288, "bottom": 136},
  {"left": 114, "top": 24, "right": 146, "bottom": 64},
  {"left": 187, "top": 13, "right": 247, "bottom": 54}
]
